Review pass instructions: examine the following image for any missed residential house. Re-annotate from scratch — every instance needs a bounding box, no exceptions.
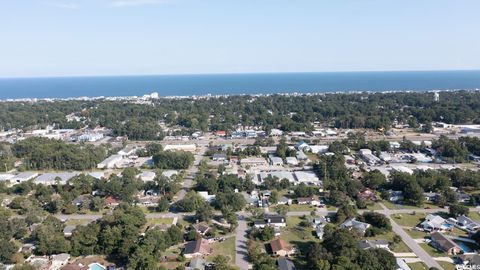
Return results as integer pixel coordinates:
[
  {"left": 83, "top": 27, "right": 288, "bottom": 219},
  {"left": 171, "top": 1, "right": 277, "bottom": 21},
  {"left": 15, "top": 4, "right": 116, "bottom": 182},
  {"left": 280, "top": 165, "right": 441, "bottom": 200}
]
[
  {"left": 388, "top": 190, "right": 404, "bottom": 203},
  {"left": 254, "top": 215, "right": 287, "bottom": 229},
  {"left": 277, "top": 257, "right": 296, "bottom": 270},
  {"left": 183, "top": 239, "right": 211, "bottom": 259},
  {"left": 357, "top": 239, "right": 390, "bottom": 250},
  {"left": 457, "top": 215, "right": 480, "bottom": 233},
  {"left": 267, "top": 215, "right": 287, "bottom": 228},
  {"left": 420, "top": 214, "right": 452, "bottom": 232},
  {"left": 105, "top": 196, "right": 119, "bottom": 207},
  {"left": 277, "top": 196, "right": 292, "bottom": 205},
  {"left": 270, "top": 238, "right": 294, "bottom": 257},
  {"left": 212, "top": 153, "right": 227, "bottom": 162},
  {"left": 456, "top": 192, "right": 471, "bottom": 204},
  {"left": 296, "top": 196, "right": 322, "bottom": 206},
  {"left": 192, "top": 222, "right": 211, "bottom": 236},
  {"left": 63, "top": 226, "right": 76, "bottom": 237},
  {"left": 198, "top": 191, "right": 216, "bottom": 203},
  {"left": 456, "top": 254, "right": 480, "bottom": 267},
  {"left": 50, "top": 253, "right": 70, "bottom": 270},
  {"left": 423, "top": 192, "right": 439, "bottom": 202},
  {"left": 295, "top": 141, "right": 310, "bottom": 151},
  {"left": 430, "top": 232, "right": 461, "bottom": 255},
  {"left": 340, "top": 218, "right": 371, "bottom": 236},
  {"left": 215, "top": 130, "right": 226, "bottom": 137},
  {"left": 357, "top": 188, "right": 378, "bottom": 202},
  {"left": 269, "top": 156, "right": 284, "bottom": 166}
]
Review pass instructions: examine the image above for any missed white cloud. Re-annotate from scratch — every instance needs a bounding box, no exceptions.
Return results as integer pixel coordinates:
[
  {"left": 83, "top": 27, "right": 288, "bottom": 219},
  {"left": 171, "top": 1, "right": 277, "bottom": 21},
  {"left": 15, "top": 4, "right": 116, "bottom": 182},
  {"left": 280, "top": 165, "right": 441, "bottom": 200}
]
[
  {"left": 44, "top": 2, "right": 80, "bottom": 10},
  {"left": 109, "top": 0, "right": 168, "bottom": 7}
]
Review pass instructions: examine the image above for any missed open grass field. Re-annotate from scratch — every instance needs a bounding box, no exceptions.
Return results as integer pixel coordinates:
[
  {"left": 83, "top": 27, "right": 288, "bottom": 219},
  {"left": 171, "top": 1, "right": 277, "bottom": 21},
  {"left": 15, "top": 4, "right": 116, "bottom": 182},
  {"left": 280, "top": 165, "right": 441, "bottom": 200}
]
[
  {"left": 418, "top": 243, "right": 446, "bottom": 257},
  {"left": 391, "top": 213, "right": 426, "bottom": 227},
  {"left": 206, "top": 236, "right": 236, "bottom": 263},
  {"left": 407, "top": 262, "right": 428, "bottom": 270}
]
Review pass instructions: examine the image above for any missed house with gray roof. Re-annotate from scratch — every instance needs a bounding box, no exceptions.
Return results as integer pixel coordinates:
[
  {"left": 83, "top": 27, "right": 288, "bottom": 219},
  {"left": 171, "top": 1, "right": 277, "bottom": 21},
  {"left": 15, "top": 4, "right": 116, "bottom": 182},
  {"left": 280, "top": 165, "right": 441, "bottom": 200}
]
[{"left": 340, "top": 218, "right": 371, "bottom": 236}]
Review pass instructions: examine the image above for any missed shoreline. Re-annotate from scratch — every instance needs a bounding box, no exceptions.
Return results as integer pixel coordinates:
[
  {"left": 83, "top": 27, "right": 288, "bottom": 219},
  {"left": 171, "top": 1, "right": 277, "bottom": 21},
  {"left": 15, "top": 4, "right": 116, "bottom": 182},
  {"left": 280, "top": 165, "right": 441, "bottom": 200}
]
[{"left": 0, "top": 88, "right": 478, "bottom": 103}]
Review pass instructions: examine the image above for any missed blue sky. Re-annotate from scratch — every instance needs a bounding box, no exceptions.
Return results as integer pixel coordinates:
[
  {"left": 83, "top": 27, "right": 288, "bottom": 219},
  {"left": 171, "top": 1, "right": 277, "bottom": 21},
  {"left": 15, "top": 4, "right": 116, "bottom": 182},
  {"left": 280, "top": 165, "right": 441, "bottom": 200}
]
[{"left": 0, "top": 0, "right": 479, "bottom": 77}]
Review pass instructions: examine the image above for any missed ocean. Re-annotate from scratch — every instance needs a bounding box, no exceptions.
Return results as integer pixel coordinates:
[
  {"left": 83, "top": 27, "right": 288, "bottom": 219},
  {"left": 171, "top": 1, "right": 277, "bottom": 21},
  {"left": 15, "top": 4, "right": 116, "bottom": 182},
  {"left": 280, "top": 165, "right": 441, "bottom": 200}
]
[{"left": 0, "top": 70, "right": 479, "bottom": 99}]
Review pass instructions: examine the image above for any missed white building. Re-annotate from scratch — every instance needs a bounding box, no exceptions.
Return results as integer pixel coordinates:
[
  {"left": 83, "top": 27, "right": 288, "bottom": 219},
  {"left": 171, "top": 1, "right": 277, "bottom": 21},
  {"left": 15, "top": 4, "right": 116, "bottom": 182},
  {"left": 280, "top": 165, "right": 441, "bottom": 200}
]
[
  {"left": 11, "top": 172, "right": 39, "bottom": 183},
  {"left": 138, "top": 171, "right": 156, "bottom": 182},
  {"left": 286, "top": 157, "right": 299, "bottom": 166},
  {"left": 164, "top": 144, "right": 197, "bottom": 152},
  {"left": 240, "top": 157, "right": 267, "bottom": 167},
  {"left": 97, "top": 154, "right": 123, "bottom": 169},
  {"left": 35, "top": 172, "right": 78, "bottom": 185}
]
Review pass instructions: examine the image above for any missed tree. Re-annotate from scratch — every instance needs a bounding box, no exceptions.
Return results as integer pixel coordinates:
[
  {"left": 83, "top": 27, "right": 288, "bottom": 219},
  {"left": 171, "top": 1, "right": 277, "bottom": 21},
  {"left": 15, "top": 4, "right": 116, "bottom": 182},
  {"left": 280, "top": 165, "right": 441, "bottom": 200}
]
[
  {"left": 157, "top": 197, "right": 170, "bottom": 212},
  {"left": 195, "top": 204, "right": 214, "bottom": 222},
  {"left": 0, "top": 240, "right": 17, "bottom": 264},
  {"left": 269, "top": 191, "right": 278, "bottom": 204},
  {"left": 215, "top": 192, "right": 246, "bottom": 212},
  {"left": 211, "top": 255, "right": 236, "bottom": 270},
  {"left": 31, "top": 216, "right": 71, "bottom": 255},
  {"left": 174, "top": 191, "right": 206, "bottom": 212},
  {"left": 449, "top": 204, "right": 469, "bottom": 217},
  {"left": 153, "top": 151, "right": 194, "bottom": 169},
  {"left": 335, "top": 204, "right": 357, "bottom": 223},
  {"left": 361, "top": 170, "right": 386, "bottom": 189}
]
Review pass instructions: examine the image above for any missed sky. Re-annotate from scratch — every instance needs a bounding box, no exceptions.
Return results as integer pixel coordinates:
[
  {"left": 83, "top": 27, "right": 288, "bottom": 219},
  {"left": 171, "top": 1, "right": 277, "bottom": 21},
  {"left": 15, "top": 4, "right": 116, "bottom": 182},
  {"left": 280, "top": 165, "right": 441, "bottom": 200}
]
[{"left": 0, "top": 0, "right": 479, "bottom": 77}]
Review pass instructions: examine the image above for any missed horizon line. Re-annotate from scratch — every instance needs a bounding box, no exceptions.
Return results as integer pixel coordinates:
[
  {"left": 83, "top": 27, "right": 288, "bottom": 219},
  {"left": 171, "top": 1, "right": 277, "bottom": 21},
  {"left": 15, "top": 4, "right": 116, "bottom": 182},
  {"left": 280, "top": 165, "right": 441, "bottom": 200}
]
[{"left": 1, "top": 68, "right": 480, "bottom": 80}]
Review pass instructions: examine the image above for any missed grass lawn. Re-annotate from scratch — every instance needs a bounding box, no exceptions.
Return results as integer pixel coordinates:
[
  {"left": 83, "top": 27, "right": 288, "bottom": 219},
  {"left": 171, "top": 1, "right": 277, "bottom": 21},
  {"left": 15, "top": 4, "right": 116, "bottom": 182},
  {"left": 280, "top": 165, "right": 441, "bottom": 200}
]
[
  {"left": 306, "top": 153, "right": 319, "bottom": 162},
  {"left": 407, "top": 262, "right": 428, "bottom": 270},
  {"left": 365, "top": 231, "right": 411, "bottom": 253},
  {"left": 383, "top": 201, "right": 440, "bottom": 211},
  {"left": 287, "top": 204, "right": 316, "bottom": 212},
  {"left": 282, "top": 217, "right": 317, "bottom": 245},
  {"left": 418, "top": 243, "right": 445, "bottom": 257},
  {"left": 206, "top": 236, "right": 236, "bottom": 263},
  {"left": 438, "top": 261, "right": 456, "bottom": 270},
  {"left": 146, "top": 217, "right": 174, "bottom": 226},
  {"left": 65, "top": 219, "right": 91, "bottom": 226},
  {"left": 391, "top": 213, "right": 426, "bottom": 227},
  {"left": 405, "top": 229, "right": 429, "bottom": 239},
  {"left": 365, "top": 203, "right": 382, "bottom": 211},
  {"left": 469, "top": 211, "right": 480, "bottom": 221}
]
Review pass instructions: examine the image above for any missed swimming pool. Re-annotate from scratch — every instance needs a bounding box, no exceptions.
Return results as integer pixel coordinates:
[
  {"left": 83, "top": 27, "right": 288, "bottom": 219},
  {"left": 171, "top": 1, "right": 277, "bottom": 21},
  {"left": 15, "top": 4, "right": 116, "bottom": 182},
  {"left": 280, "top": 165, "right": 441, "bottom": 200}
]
[
  {"left": 454, "top": 240, "right": 475, "bottom": 253},
  {"left": 88, "top": 263, "right": 106, "bottom": 270}
]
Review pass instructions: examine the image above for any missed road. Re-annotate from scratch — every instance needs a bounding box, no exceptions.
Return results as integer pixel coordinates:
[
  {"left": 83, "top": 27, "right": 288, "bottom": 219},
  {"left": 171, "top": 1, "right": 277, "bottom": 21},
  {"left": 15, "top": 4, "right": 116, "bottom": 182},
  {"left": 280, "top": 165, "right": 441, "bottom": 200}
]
[
  {"left": 378, "top": 203, "right": 444, "bottom": 270},
  {"left": 235, "top": 216, "right": 250, "bottom": 270},
  {"left": 173, "top": 145, "right": 206, "bottom": 202}
]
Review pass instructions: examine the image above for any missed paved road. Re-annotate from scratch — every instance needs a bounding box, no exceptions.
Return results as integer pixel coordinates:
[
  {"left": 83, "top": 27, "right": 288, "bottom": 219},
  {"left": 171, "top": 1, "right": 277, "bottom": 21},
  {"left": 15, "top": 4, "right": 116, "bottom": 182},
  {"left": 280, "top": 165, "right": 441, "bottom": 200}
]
[
  {"left": 378, "top": 203, "right": 444, "bottom": 270},
  {"left": 235, "top": 217, "right": 250, "bottom": 270},
  {"left": 174, "top": 146, "right": 206, "bottom": 202}
]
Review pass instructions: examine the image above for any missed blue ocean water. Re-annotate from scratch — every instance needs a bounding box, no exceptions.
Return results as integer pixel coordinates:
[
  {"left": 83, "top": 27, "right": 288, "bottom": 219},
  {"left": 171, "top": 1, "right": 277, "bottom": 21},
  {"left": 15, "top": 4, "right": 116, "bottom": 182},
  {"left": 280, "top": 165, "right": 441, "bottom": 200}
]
[{"left": 0, "top": 70, "right": 479, "bottom": 99}]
